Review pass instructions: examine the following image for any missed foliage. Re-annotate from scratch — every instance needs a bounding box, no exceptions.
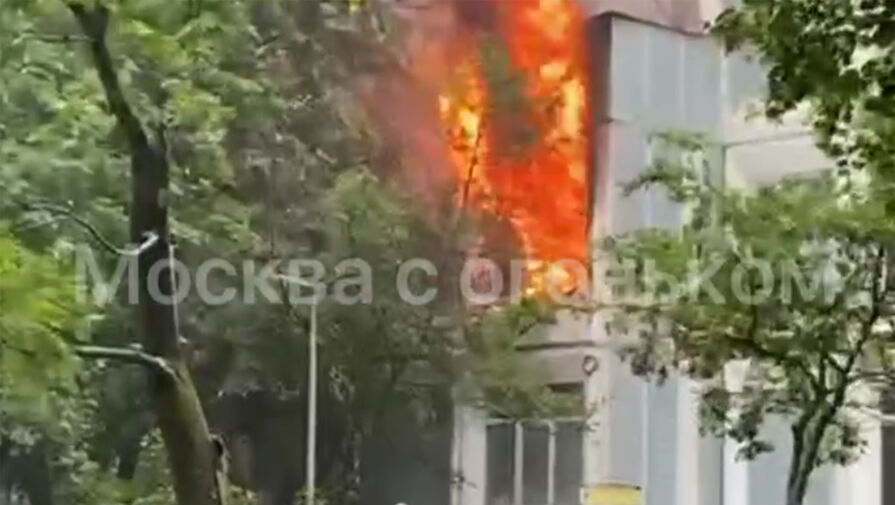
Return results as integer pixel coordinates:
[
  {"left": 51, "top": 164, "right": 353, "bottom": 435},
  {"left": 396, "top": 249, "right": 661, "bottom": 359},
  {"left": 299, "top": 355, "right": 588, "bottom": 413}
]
[
  {"left": 0, "top": 0, "right": 336, "bottom": 502},
  {"left": 0, "top": 226, "right": 86, "bottom": 438},
  {"left": 0, "top": 0, "right": 581, "bottom": 502},
  {"left": 321, "top": 171, "right": 580, "bottom": 422},
  {"left": 712, "top": 0, "right": 895, "bottom": 210},
  {"left": 460, "top": 298, "right": 584, "bottom": 419},
  {"left": 0, "top": 0, "right": 258, "bottom": 252},
  {"left": 62, "top": 425, "right": 259, "bottom": 505},
  {"left": 605, "top": 137, "right": 895, "bottom": 505},
  {"left": 0, "top": 226, "right": 91, "bottom": 505}
]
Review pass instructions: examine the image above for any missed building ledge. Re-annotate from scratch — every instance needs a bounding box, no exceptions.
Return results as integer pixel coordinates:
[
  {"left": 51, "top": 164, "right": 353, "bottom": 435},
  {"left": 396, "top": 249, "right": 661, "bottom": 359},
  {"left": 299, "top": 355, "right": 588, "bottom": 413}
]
[{"left": 580, "top": 0, "right": 708, "bottom": 35}]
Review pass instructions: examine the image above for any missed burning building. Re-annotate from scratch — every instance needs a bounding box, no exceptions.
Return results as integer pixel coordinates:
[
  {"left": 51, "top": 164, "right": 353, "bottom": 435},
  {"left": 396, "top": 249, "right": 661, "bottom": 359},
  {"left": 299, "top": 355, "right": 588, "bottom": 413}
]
[{"left": 362, "top": 1, "right": 889, "bottom": 505}]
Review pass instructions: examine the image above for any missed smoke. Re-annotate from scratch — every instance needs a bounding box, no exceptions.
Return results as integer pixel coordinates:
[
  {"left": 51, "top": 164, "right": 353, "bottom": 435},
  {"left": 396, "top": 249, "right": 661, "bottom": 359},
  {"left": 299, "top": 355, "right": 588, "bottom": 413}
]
[
  {"left": 352, "top": 0, "right": 502, "bottom": 216},
  {"left": 452, "top": 0, "right": 498, "bottom": 31}
]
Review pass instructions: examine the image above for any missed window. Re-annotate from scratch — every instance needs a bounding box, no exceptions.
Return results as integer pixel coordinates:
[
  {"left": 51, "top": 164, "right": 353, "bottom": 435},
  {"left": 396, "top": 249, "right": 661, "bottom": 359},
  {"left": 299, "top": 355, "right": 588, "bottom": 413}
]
[
  {"left": 882, "top": 390, "right": 895, "bottom": 505},
  {"left": 487, "top": 422, "right": 515, "bottom": 505},
  {"left": 485, "top": 420, "right": 584, "bottom": 505}
]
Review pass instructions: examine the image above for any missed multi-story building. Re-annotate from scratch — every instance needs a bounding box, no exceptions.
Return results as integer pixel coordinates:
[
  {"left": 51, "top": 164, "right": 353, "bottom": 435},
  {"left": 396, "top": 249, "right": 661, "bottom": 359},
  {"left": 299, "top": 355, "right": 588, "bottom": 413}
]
[{"left": 449, "top": 2, "right": 888, "bottom": 505}]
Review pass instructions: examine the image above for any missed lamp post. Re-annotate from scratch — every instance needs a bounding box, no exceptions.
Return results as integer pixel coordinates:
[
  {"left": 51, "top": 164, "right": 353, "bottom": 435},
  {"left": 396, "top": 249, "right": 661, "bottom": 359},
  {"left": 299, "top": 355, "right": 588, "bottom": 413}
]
[
  {"left": 307, "top": 296, "right": 317, "bottom": 505},
  {"left": 274, "top": 274, "right": 319, "bottom": 505}
]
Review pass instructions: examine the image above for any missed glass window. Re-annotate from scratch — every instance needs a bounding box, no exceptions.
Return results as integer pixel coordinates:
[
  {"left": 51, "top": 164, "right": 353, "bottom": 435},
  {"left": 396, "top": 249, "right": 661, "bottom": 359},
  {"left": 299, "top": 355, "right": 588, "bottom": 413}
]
[
  {"left": 522, "top": 423, "right": 549, "bottom": 505},
  {"left": 554, "top": 421, "right": 584, "bottom": 505},
  {"left": 485, "top": 419, "right": 583, "bottom": 505},
  {"left": 882, "top": 391, "right": 895, "bottom": 505},
  {"left": 487, "top": 423, "right": 515, "bottom": 505}
]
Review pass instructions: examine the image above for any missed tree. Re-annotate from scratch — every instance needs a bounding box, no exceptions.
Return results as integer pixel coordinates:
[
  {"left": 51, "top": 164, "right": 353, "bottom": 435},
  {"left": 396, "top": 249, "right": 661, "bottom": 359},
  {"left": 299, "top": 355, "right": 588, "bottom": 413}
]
[
  {"left": 0, "top": 229, "right": 85, "bottom": 505},
  {"left": 712, "top": 0, "right": 895, "bottom": 209},
  {"left": 604, "top": 137, "right": 895, "bottom": 505},
  {"left": 1, "top": 1, "right": 572, "bottom": 503},
  {"left": 0, "top": 0, "right": 280, "bottom": 502},
  {"left": 68, "top": 4, "right": 220, "bottom": 504}
]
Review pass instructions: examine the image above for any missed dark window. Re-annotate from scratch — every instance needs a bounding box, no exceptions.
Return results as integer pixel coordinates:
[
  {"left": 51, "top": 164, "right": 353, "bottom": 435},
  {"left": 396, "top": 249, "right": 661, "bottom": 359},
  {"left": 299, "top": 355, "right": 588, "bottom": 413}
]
[
  {"left": 554, "top": 421, "right": 584, "bottom": 505},
  {"left": 486, "top": 419, "right": 584, "bottom": 505},
  {"left": 882, "top": 390, "right": 895, "bottom": 505},
  {"left": 487, "top": 423, "right": 515, "bottom": 505},
  {"left": 523, "top": 423, "right": 549, "bottom": 505}
]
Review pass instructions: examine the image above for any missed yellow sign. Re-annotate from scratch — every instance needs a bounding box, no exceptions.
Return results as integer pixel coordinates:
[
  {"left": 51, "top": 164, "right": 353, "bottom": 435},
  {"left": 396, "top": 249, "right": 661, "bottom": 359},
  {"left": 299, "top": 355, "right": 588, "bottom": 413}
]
[{"left": 581, "top": 483, "right": 643, "bottom": 505}]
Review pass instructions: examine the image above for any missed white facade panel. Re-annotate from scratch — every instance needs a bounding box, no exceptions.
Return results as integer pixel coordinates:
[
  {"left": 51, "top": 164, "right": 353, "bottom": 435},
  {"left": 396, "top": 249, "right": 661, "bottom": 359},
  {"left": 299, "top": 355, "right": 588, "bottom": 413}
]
[
  {"left": 608, "top": 18, "right": 649, "bottom": 123},
  {"left": 683, "top": 37, "right": 722, "bottom": 133},
  {"left": 598, "top": 351, "right": 648, "bottom": 486},
  {"left": 596, "top": 11, "right": 882, "bottom": 505},
  {"left": 645, "top": 28, "right": 685, "bottom": 128},
  {"left": 453, "top": 407, "right": 488, "bottom": 505},
  {"left": 602, "top": 121, "right": 648, "bottom": 235},
  {"left": 646, "top": 380, "right": 680, "bottom": 505}
]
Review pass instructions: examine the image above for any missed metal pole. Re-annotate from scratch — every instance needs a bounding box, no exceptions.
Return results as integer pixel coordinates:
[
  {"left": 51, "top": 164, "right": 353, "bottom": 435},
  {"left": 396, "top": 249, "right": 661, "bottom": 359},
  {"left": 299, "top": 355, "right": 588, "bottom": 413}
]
[
  {"left": 306, "top": 299, "right": 317, "bottom": 505},
  {"left": 513, "top": 422, "right": 524, "bottom": 505},
  {"left": 546, "top": 421, "right": 556, "bottom": 505}
]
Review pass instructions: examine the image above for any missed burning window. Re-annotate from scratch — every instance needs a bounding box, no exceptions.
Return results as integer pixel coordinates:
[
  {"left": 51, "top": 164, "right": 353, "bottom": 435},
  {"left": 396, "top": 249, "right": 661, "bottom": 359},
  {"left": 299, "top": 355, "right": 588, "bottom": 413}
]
[{"left": 436, "top": 0, "right": 593, "bottom": 295}]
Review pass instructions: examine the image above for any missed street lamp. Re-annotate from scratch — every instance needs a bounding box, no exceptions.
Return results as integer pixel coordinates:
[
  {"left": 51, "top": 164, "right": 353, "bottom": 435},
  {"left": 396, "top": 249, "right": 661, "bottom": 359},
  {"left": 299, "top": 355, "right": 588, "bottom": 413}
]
[
  {"left": 273, "top": 274, "right": 319, "bottom": 505},
  {"left": 307, "top": 296, "right": 318, "bottom": 505}
]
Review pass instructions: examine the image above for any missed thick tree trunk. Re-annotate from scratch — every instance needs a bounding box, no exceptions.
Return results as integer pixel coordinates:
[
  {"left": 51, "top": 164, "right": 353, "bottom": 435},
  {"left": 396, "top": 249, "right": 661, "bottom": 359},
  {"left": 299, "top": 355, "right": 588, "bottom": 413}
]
[{"left": 69, "top": 5, "right": 221, "bottom": 505}]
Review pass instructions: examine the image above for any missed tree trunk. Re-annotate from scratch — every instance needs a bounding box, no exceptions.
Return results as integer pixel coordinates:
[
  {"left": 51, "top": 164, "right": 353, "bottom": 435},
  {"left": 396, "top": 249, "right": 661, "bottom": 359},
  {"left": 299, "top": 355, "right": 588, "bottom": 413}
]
[
  {"left": 786, "top": 402, "right": 839, "bottom": 505},
  {"left": 786, "top": 420, "right": 808, "bottom": 505},
  {"left": 116, "top": 430, "right": 147, "bottom": 480},
  {"left": 69, "top": 5, "right": 221, "bottom": 505},
  {"left": 786, "top": 424, "right": 824, "bottom": 505},
  {"left": 786, "top": 459, "right": 810, "bottom": 505},
  {"left": 0, "top": 439, "right": 55, "bottom": 505}
]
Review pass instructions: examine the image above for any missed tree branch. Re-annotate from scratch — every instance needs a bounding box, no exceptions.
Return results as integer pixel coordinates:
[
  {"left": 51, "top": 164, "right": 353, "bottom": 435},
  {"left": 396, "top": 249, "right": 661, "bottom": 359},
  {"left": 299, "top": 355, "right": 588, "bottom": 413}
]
[
  {"left": 16, "top": 201, "right": 121, "bottom": 255},
  {"left": 843, "top": 245, "right": 888, "bottom": 384},
  {"left": 0, "top": 338, "right": 39, "bottom": 360},
  {"left": 15, "top": 201, "right": 158, "bottom": 256},
  {"left": 76, "top": 345, "right": 177, "bottom": 380},
  {"left": 20, "top": 32, "right": 92, "bottom": 44},
  {"left": 851, "top": 246, "right": 886, "bottom": 367},
  {"left": 67, "top": 3, "right": 151, "bottom": 153}
]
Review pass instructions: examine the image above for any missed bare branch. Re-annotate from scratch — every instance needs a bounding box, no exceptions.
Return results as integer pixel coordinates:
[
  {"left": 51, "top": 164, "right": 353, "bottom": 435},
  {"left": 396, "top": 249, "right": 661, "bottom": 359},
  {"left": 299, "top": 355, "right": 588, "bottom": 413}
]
[
  {"left": 20, "top": 32, "right": 92, "bottom": 43},
  {"left": 16, "top": 201, "right": 121, "bottom": 254},
  {"left": 76, "top": 345, "right": 177, "bottom": 380},
  {"left": 15, "top": 201, "right": 158, "bottom": 256}
]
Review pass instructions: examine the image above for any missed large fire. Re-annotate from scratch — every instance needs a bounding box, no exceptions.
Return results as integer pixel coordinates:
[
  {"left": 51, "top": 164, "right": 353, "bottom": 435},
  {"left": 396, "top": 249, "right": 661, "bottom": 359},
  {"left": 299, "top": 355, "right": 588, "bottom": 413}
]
[{"left": 437, "top": 0, "right": 591, "bottom": 295}]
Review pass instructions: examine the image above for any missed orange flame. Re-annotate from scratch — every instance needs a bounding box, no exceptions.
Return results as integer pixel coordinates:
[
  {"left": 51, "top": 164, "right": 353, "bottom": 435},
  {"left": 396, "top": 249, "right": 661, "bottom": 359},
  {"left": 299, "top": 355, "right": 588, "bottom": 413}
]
[{"left": 438, "top": 0, "right": 591, "bottom": 295}]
